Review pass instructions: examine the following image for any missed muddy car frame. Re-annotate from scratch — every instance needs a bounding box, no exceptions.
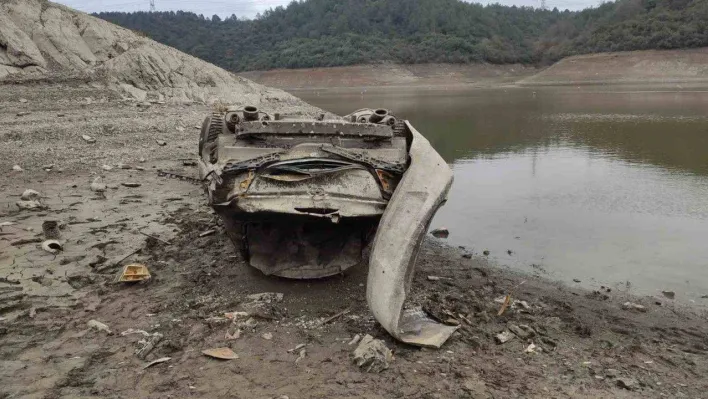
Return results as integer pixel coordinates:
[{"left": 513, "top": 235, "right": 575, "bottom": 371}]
[{"left": 198, "top": 106, "right": 457, "bottom": 347}]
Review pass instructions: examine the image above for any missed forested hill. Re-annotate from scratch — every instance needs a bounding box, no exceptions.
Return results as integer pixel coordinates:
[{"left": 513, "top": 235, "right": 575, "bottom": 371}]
[{"left": 97, "top": 0, "right": 708, "bottom": 72}]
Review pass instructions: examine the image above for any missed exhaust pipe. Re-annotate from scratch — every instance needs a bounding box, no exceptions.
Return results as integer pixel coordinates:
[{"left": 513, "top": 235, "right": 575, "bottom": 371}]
[
  {"left": 243, "top": 105, "right": 259, "bottom": 121},
  {"left": 369, "top": 109, "right": 389, "bottom": 124}
]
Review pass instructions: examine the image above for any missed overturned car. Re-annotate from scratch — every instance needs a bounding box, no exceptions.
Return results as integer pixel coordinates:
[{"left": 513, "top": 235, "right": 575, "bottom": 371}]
[{"left": 198, "top": 106, "right": 457, "bottom": 347}]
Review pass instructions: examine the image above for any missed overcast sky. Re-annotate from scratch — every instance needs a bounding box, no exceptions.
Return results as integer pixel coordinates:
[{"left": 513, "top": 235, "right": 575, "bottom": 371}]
[{"left": 55, "top": 0, "right": 601, "bottom": 19}]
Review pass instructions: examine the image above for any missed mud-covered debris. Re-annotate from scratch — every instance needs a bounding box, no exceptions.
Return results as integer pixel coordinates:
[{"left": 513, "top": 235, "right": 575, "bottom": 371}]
[
  {"left": 348, "top": 334, "right": 362, "bottom": 346},
  {"left": 42, "top": 220, "right": 60, "bottom": 239},
  {"left": 430, "top": 227, "right": 449, "bottom": 238},
  {"left": 20, "top": 189, "right": 40, "bottom": 201},
  {"left": 122, "top": 182, "right": 142, "bottom": 188},
  {"left": 136, "top": 332, "right": 163, "bottom": 359},
  {"left": 622, "top": 302, "right": 647, "bottom": 313},
  {"left": 90, "top": 177, "right": 107, "bottom": 193},
  {"left": 262, "top": 332, "right": 273, "bottom": 340},
  {"left": 616, "top": 377, "right": 639, "bottom": 391},
  {"left": 246, "top": 292, "right": 284, "bottom": 303},
  {"left": 202, "top": 347, "right": 238, "bottom": 360},
  {"left": 16, "top": 200, "right": 43, "bottom": 210},
  {"left": 224, "top": 311, "right": 250, "bottom": 321},
  {"left": 144, "top": 357, "right": 171, "bottom": 369},
  {"left": 12, "top": 165, "right": 23, "bottom": 172},
  {"left": 41, "top": 240, "right": 63, "bottom": 254},
  {"left": 661, "top": 291, "right": 675, "bottom": 299},
  {"left": 199, "top": 229, "right": 216, "bottom": 237},
  {"left": 118, "top": 264, "right": 151, "bottom": 283},
  {"left": 82, "top": 134, "right": 96, "bottom": 143},
  {"left": 87, "top": 319, "right": 112, "bottom": 334},
  {"left": 352, "top": 335, "right": 392, "bottom": 373},
  {"left": 508, "top": 324, "right": 535, "bottom": 339},
  {"left": 156, "top": 140, "right": 167, "bottom": 146},
  {"left": 225, "top": 329, "right": 241, "bottom": 340},
  {"left": 495, "top": 331, "right": 515, "bottom": 344}
]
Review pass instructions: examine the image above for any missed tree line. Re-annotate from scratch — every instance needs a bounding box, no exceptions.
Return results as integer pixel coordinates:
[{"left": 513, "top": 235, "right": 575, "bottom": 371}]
[{"left": 96, "top": 0, "right": 707, "bottom": 72}]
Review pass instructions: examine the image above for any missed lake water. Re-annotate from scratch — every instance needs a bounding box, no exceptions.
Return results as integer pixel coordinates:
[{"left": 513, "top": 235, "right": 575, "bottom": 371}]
[{"left": 294, "top": 85, "right": 708, "bottom": 301}]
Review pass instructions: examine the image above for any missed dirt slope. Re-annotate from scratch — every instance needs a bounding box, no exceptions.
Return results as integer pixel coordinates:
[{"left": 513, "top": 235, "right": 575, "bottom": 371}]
[
  {"left": 521, "top": 48, "right": 708, "bottom": 86},
  {"left": 0, "top": 0, "right": 321, "bottom": 110}
]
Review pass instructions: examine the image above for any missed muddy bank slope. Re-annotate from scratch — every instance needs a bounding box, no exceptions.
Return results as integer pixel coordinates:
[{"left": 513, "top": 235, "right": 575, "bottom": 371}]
[
  {"left": 521, "top": 48, "right": 708, "bottom": 86},
  {"left": 240, "top": 63, "right": 538, "bottom": 89}
]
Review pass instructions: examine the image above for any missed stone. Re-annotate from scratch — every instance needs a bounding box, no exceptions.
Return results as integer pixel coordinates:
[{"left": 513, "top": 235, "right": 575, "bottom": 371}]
[
  {"left": 90, "top": 177, "right": 107, "bottom": 192},
  {"left": 508, "top": 324, "right": 535, "bottom": 339},
  {"left": 20, "top": 189, "right": 40, "bottom": 201},
  {"left": 12, "top": 165, "right": 23, "bottom": 172},
  {"left": 495, "top": 330, "right": 515, "bottom": 344},
  {"left": 661, "top": 291, "right": 675, "bottom": 299},
  {"left": 352, "top": 335, "right": 392, "bottom": 373},
  {"left": 82, "top": 134, "right": 96, "bottom": 143},
  {"left": 616, "top": 378, "right": 638, "bottom": 391},
  {"left": 622, "top": 302, "right": 647, "bottom": 313},
  {"left": 430, "top": 227, "right": 449, "bottom": 238}
]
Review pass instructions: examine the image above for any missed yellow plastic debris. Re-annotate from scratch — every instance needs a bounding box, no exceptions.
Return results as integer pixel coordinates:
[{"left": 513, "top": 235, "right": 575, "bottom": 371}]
[{"left": 118, "top": 264, "right": 151, "bottom": 283}]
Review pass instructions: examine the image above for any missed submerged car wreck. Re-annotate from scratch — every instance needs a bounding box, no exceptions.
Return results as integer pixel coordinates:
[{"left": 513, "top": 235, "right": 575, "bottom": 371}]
[{"left": 198, "top": 106, "right": 457, "bottom": 347}]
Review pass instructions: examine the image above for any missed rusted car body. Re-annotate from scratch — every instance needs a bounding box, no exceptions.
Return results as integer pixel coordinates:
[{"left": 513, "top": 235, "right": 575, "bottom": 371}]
[{"left": 198, "top": 107, "right": 457, "bottom": 347}]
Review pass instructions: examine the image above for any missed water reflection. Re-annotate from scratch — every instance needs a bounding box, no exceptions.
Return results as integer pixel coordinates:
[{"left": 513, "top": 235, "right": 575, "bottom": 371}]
[{"left": 296, "top": 86, "right": 708, "bottom": 300}]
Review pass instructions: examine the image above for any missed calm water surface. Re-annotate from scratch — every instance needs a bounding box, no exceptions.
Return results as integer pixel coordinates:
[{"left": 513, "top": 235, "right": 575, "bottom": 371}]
[{"left": 295, "top": 86, "right": 708, "bottom": 300}]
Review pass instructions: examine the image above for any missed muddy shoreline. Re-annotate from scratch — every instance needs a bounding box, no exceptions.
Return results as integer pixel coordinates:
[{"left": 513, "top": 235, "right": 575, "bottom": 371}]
[{"left": 2, "top": 83, "right": 707, "bottom": 398}]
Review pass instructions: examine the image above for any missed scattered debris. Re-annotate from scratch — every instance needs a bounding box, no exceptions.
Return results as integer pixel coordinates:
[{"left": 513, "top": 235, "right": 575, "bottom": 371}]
[
  {"left": 320, "top": 307, "right": 351, "bottom": 325},
  {"left": 10, "top": 237, "right": 43, "bottom": 247},
  {"left": 121, "top": 329, "right": 151, "bottom": 337},
  {"left": 87, "top": 320, "right": 112, "bottom": 334},
  {"left": 12, "top": 165, "right": 23, "bottom": 172},
  {"left": 143, "top": 357, "right": 171, "bottom": 369},
  {"left": 118, "top": 264, "right": 151, "bottom": 283},
  {"left": 202, "top": 347, "right": 238, "bottom": 360},
  {"left": 41, "top": 240, "right": 63, "bottom": 254},
  {"left": 495, "top": 331, "right": 515, "bottom": 344},
  {"left": 82, "top": 134, "right": 96, "bottom": 143},
  {"left": 524, "top": 342, "right": 537, "bottom": 353},
  {"left": 348, "top": 334, "right": 362, "bottom": 346},
  {"left": 497, "top": 294, "right": 512, "bottom": 316},
  {"left": 246, "top": 292, "right": 284, "bottom": 303},
  {"left": 288, "top": 344, "right": 306, "bottom": 353},
  {"left": 661, "top": 290, "right": 675, "bottom": 299},
  {"left": 261, "top": 332, "right": 273, "bottom": 340},
  {"left": 295, "top": 349, "right": 307, "bottom": 364},
  {"left": 430, "top": 227, "right": 449, "bottom": 238},
  {"left": 508, "top": 324, "right": 535, "bottom": 339},
  {"left": 138, "top": 231, "right": 170, "bottom": 245},
  {"left": 20, "top": 189, "right": 40, "bottom": 201},
  {"left": 199, "top": 229, "right": 216, "bottom": 238},
  {"left": 136, "top": 333, "right": 163, "bottom": 360},
  {"left": 622, "top": 302, "right": 647, "bottom": 313},
  {"left": 352, "top": 335, "right": 392, "bottom": 373},
  {"left": 122, "top": 182, "right": 142, "bottom": 188}
]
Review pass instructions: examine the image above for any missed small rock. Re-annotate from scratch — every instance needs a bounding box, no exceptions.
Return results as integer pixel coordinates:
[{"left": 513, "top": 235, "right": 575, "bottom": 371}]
[
  {"left": 19, "top": 98, "right": 28, "bottom": 103},
  {"left": 524, "top": 343, "right": 537, "bottom": 353},
  {"left": 483, "top": 250, "right": 490, "bottom": 256},
  {"left": 605, "top": 368, "right": 619, "bottom": 378},
  {"left": 427, "top": 275, "right": 441, "bottom": 281},
  {"left": 16, "top": 200, "right": 43, "bottom": 210},
  {"left": 616, "top": 377, "right": 638, "bottom": 391},
  {"left": 42, "top": 164, "right": 54, "bottom": 170},
  {"left": 102, "top": 165, "right": 113, "bottom": 171},
  {"left": 156, "top": 140, "right": 167, "bottom": 146},
  {"left": 57, "top": 113, "right": 65, "bottom": 117},
  {"left": 90, "top": 177, "right": 107, "bottom": 193},
  {"left": 202, "top": 347, "right": 238, "bottom": 360},
  {"left": 507, "top": 249, "right": 513, "bottom": 255},
  {"left": 12, "top": 165, "right": 23, "bottom": 172},
  {"left": 661, "top": 290, "right": 675, "bottom": 299},
  {"left": 20, "top": 189, "right": 40, "bottom": 201},
  {"left": 622, "top": 302, "right": 647, "bottom": 313},
  {"left": 288, "top": 344, "right": 306, "bottom": 353},
  {"left": 261, "top": 332, "right": 273, "bottom": 340},
  {"left": 508, "top": 324, "right": 535, "bottom": 339},
  {"left": 352, "top": 335, "right": 392, "bottom": 373},
  {"left": 139, "top": 158, "right": 147, "bottom": 163},
  {"left": 495, "top": 330, "right": 515, "bottom": 344},
  {"left": 135, "top": 166, "right": 145, "bottom": 171},
  {"left": 183, "top": 160, "right": 197, "bottom": 166},
  {"left": 573, "top": 279, "right": 581, "bottom": 283},
  {"left": 118, "top": 164, "right": 132, "bottom": 170},
  {"left": 246, "top": 292, "right": 284, "bottom": 303},
  {"left": 87, "top": 319, "right": 112, "bottom": 334},
  {"left": 176, "top": 126, "right": 185, "bottom": 132},
  {"left": 121, "top": 183, "right": 141, "bottom": 188},
  {"left": 295, "top": 349, "right": 306, "bottom": 364},
  {"left": 462, "top": 253, "right": 472, "bottom": 259},
  {"left": 82, "top": 135, "right": 96, "bottom": 143},
  {"left": 16, "top": 111, "right": 30, "bottom": 117},
  {"left": 430, "top": 227, "right": 449, "bottom": 238}
]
